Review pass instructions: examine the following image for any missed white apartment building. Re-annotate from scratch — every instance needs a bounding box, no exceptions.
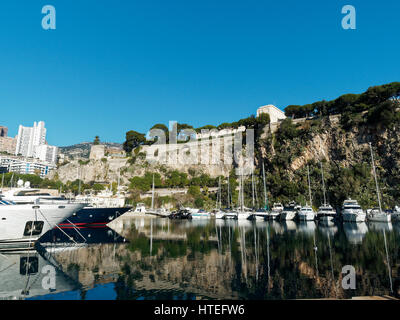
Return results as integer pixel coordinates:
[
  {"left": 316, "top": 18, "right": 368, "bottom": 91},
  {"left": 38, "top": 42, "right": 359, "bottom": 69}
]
[
  {"left": 35, "top": 144, "right": 58, "bottom": 163},
  {"left": 257, "top": 104, "right": 286, "bottom": 123},
  {"left": 14, "top": 121, "right": 58, "bottom": 164},
  {"left": 15, "top": 121, "right": 46, "bottom": 157}
]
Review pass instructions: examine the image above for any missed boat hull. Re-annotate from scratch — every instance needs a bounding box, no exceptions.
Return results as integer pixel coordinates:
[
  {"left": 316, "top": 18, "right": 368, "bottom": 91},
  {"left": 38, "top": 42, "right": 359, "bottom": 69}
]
[
  {"left": 0, "top": 203, "right": 84, "bottom": 249},
  {"left": 57, "top": 207, "right": 131, "bottom": 228},
  {"left": 342, "top": 212, "right": 366, "bottom": 222}
]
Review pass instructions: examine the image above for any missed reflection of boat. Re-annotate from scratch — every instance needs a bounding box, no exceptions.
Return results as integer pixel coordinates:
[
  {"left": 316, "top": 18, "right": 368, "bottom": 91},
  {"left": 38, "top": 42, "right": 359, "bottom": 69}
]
[
  {"left": 342, "top": 199, "right": 366, "bottom": 222},
  {"left": 297, "top": 221, "right": 316, "bottom": 234},
  {"left": 38, "top": 226, "right": 127, "bottom": 245},
  {"left": 0, "top": 251, "right": 79, "bottom": 299},
  {"left": 0, "top": 200, "right": 84, "bottom": 251},
  {"left": 318, "top": 222, "right": 338, "bottom": 237},
  {"left": 282, "top": 221, "right": 297, "bottom": 232},
  {"left": 343, "top": 222, "right": 368, "bottom": 244}
]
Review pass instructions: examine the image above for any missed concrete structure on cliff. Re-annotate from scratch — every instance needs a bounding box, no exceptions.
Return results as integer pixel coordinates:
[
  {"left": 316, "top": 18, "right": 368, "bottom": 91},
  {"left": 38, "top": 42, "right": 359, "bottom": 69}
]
[
  {"left": 257, "top": 104, "right": 286, "bottom": 123},
  {"left": 89, "top": 144, "right": 106, "bottom": 160}
]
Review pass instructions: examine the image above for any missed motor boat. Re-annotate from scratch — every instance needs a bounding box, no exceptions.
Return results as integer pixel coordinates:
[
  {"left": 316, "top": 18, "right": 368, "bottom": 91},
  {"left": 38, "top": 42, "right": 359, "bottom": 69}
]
[
  {"left": 269, "top": 202, "right": 283, "bottom": 220},
  {"left": 2, "top": 180, "right": 130, "bottom": 228},
  {"left": 280, "top": 202, "right": 298, "bottom": 221},
  {"left": 0, "top": 199, "right": 84, "bottom": 250},
  {"left": 317, "top": 204, "right": 337, "bottom": 222},
  {"left": 341, "top": 199, "right": 366, "bottom": 222},
  {"left": 191, "top": 209, "right": 211, "bottom": 219},
  {"left": 391, "top": 206, "right": 400, "bottom": 221},
  {"left": 366, "top": 208, "right": 391, "bottom": 223},
  {"left": 298, "top": 205, "right": 316, "bottom": 221}
]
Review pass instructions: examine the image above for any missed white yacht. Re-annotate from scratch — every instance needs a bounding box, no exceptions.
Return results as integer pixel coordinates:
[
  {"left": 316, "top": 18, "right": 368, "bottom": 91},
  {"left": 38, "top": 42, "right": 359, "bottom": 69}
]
[
  {"left": 366, "top": 143, "right": 391, "bottom": 223},
  {"left": 392, "top": 206, "right": 400, "bottom": 221},
  {"left": 298, "top": 205, "right": 316, "bottom": 221},
  {"left": 298, "top": 166, "right": 316, "bottom": 221},
  {"left": 133, "top": 203, "right": 147, "bottom": 213},
  {"left": 269, "top": 202, "right": 284, "bottom": 219},
  {"left": 366, "top": 208, "right": 391, "bottom": 223},
  {"left": 342, "top": 199, "right": 366, "bottom": 222},
  {"left": 214, "top": 210, "right": 226, "bottom": 219},
  {"left": 317, "top": 205, "right": 337, "bottom": 222},
  {"left": 280, "top": 202, "right": 298, "bottom": 221},
  {"left": 191, "top": 209, "right": 211, "bottom": 219},
  {"left": 316, "top": 162, "right": 336, "bottom": 222},
  {"left": 0, "top": 199, "right": 84, "bottom": 250},
  {"left": 237, "top": 211, "right": 252, "bottom": 220},
  {"left": 1, "top": 181, "right": 64, "bottom": 204}
]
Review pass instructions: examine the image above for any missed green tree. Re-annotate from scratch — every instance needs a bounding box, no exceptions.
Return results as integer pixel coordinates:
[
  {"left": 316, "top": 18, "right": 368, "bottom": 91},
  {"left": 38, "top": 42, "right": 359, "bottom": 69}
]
[{"left": 123, "top": 130, "right": 146, "bottom": 153}]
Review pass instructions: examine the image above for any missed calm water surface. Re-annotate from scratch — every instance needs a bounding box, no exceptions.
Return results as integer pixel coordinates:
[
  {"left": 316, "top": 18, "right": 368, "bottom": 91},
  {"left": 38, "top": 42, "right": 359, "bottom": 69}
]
[{"left": 1, "top": 216, "right": 399, "bottom": 300}]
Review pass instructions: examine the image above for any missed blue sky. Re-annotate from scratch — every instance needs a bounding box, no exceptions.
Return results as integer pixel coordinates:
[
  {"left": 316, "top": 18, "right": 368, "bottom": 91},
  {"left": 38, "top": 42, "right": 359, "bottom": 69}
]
[{"left": 0, "top": 0, "right": 399, "bottom": 146}]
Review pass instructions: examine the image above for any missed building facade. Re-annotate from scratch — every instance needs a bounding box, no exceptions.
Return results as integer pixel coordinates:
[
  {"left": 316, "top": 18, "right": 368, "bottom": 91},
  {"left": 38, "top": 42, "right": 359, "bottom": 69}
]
[
  {"left": 35, "top": 144, "right": 58, "bottom": 163},
  {"left": 256, "top": 104, "right": 286, "bottom": 123},
  {"left": 15, "top": 121, "right": 47, "bottom": 158},
  {"left": 0, "top": 155, "right": 56, "bottom": 178}
]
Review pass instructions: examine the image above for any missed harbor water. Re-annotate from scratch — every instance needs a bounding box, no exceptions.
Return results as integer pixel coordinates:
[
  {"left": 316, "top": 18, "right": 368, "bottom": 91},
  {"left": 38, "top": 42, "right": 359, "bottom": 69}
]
[{"left": 2, "top": 216, "right": 399, "bottom": 300}]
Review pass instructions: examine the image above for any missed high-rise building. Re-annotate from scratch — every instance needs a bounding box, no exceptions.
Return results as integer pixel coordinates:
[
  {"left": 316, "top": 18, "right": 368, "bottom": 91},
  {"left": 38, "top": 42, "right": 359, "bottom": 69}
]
[{"left": 15, "top": 121, "right": 47, "bottom": 157}]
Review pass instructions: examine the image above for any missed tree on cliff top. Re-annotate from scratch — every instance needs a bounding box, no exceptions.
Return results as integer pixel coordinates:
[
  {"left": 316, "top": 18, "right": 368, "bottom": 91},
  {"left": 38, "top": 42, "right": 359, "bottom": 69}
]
[
  {"left": 123, "top": 130, "right": 146, "bottom": 153},
  {"left": 93, "top": 136, "right": 100, "bottom": 145}
]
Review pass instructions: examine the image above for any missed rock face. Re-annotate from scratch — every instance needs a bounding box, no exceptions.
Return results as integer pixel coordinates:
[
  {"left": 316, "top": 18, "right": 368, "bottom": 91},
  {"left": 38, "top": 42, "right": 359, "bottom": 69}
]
[{"left": 50, "top": 158, "right": 129, "bottom": 184}]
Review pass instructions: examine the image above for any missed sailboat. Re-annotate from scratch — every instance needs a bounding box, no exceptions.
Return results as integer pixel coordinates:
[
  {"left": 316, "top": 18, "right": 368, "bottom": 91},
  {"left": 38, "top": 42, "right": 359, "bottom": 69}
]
[
  {"left": 316, "top": 162, "right": 337, "bottom": 222},
  {"left": 298, "top": 166, "right": 316, "bottom": 221},
  {"left": 214, "top": 176, "right": 226, "bottom": 219},
  {"left": 236, "top": 166, "right": 251, "bottom": 220},
  {"left": 366, "top": 143, "right": 391, "bottom": 223},
  {"left": 252, "top": 162, "right": 269, "bottom": 220}
]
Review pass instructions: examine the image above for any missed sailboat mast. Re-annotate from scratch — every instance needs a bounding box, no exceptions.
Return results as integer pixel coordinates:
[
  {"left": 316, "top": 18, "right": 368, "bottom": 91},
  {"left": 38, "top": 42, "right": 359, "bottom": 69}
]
[
  {"left": 369, "top": 142, "right": 383, "bottom": 212},
  {"left": 251, "top": 170, "right": 255, "bottom": 209},
  {"left": 320, "top": 162, "right": 327, "bottom": 206},
  {"left": 262, "top": 162, "right": 268, "bottom": 210},
  {"left": 219, "top": 176, "right": 222, "bottom": 209},
  {"left": 307, "top": 165, "right": 312, "bottom": 206},
  {"left": 151, "top": 174, "right": 155, "bottom": 210},
  {"left": 227, "top": 173, "right": 230, "bottom": 209}
]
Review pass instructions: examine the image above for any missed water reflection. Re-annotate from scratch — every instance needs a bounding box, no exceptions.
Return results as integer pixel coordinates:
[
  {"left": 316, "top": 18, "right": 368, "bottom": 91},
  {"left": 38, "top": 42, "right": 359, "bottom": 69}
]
[{"left": 0, "top": 217, "right": 399, "bottom": 300}]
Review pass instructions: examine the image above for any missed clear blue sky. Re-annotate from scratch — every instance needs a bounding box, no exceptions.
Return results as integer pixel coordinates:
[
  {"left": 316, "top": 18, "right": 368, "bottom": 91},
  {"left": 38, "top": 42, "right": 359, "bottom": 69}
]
[{"left": 0, "top": 0, "right": 399, "bottom": 146}]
